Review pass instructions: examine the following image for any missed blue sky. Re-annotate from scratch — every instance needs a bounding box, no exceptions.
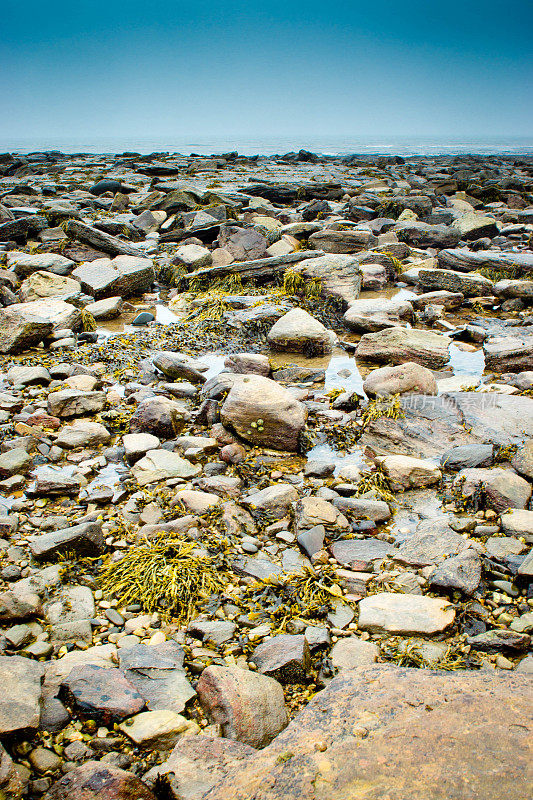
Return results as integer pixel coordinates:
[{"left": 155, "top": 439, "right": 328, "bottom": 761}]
[{"left": 1, "top": 0, "right": 532, "bottom": 139}]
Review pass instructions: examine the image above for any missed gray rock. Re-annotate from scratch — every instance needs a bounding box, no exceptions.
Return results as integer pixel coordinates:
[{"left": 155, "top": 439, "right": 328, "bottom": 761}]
[
  {"left": 268, "top": 308, "right": 336, "bottom": 355},
  {"left": 72, "top": 255, "right": 155, "bottom": 299},
  {"left": 363, "top": 361, "right": 437, "bottom": 396},
  {"left": 119, "top": 641, "right": 196, "bottom": 715},
  {"left": 0, "top": 447, "right": 33, "bottom": 477},
  {"left": 358, "top": 593, "right": 455, "bottom": 635},
  {"left": 60, "top": 664, "right": 145, "bottom": 723},
  {"left": 252, "top": 635, "right": 311, "bottom": 683},
  {"left": 429, "top": 549, "right": 482, "bottom": 594},
  {"left": 330, "top": 538, "right": 394, "bottom": 567},
  {"left": 29, "top": 522, "right": 105, "bottom": 560},
  {"left": 344, "top": 298, "right": 413, "bottom": 332},
  {"left": 0, "top": 655, "right": 44, "bottom": 734},
  {"left": 467, "top": 630, "right": 530, "bottom": 652},
  {"left": 454, "top": 467, "right": 532, "bottom": 512},
  {"left": 329, "top": 637, "right": 379, "bottom": 669},
  {"left": 0, "top": 305, "right": 53, "bottom": 354},
  {"left": 440, "top": 444, "right": 494, "bottom": 470},
  {"left": 417, "top": 268, "right": 493, "bottom": 296},
  {"left": 47, "top": 389, "right": 106, "bottom": 418},
  {"left": 357, "top": 327, "right": 451, "bottom": 368}
]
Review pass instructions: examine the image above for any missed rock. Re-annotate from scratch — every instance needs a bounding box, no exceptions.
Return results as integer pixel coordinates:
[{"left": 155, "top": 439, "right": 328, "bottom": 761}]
[
  {"left": 295, "top": 496, "right": 349, "bottom": 534},
  {"left": 453, "top": 467, "right": 532, "bottom": 512},
  {"left": 220, "top": 374, "right": 307, "bottom": 451},
  {"left": 493, "top": 279, "right": 533, "bottom": 301},
  {"left": 119, "top": 641, "right": 196, "bottom": 715},
  {"left": 0, "top": 305, "right": 53, "bottom": 353},
  {"left": 146, "top": 736, "right": 255, "bottom": 800},
  {"left": 130, "top": 396, "right": 190, "bottom": 438},
  {"left": 411, "top": 290, "right": 464, "bottom": 310},
  {"left": 72, "top": 255, "right": 155, "bottom": 299},
  {"left": 7, "top": 251, "right": 74, "bottom": 277},
  {"left": 45, "top": 585, "right": 95, "bottom": 643},
  {"left": 243, "top": 483, "right": 299, "bottom": 519},
  {"left": 153, "top": 351, "right": 207, "bottom": 383},
  {"left": 48, "top": 389, "right": 106, "bottom": 418},
  {"left": 224, "top": 353, "right": 271, "bottom": 376},
  {"left": 55, "top": 421, "right": 111, "bottom": 449},
  {"left": 132, "top": 311, "right": 155, "bottom": 325},
  {"left": 363, "top": 361, "right": 437, "bottom": 397},
  {"left": 43, "top": 761, "right": 156, "bottom": 800},
  {"left": 297, "top": 525, "right": 326, "bottom": 558},
  {"left": 330, "top": 539, "right": 394, "bottom": 568},
  {"left": 380, "top": 455, "right": 441, "bottom": 490},
  {"left": 395, "top": 523, "right": 470, "bottom": 567},
  {"left": 60, "top": 665, "right": 145, "bottom": 724},
  {"left": 331, "top": 497, "right": 391, "bottom": 522},
  {"left": 19, "top": 271, "right": 81, "bottom": 302},
  {"left": 196, "top": 666, "right": 288, "bottom": 749},
  {"left": 0, "top": 742, "right": 27, "bottom": 799},
  {"left": 437, "top": 247, "right": 533, "bottom": 275},
  {"left": 204, "top": 665, "right": 533, "bottom": 800},
  {"left": 358, "top": 593, "right": 455, "bottom": 634},
  {"left": 132, "top": 450, "right": 201, "bottom": 485},
  {"left": 217, "top": 226, "right": 268, "bottom": 261},
  {"left": 119, "top": 709, "right": 194, "bottom": 750},
  {"left": 329, "top": 637, "right": 379, "bottom": 669},
  {"left": 251, "top": 635, "right": 311, "bottom": 683},
  {"left": 0, "top": 447, "right": 33, "bottom": 477},
  {"left": 308, "top": 229, "right": 375, "bottom": 253},
  {"left": 395, "top": 221, "right": 460, "bottom": 248},
  {"left": 500, "top": 510, "right": 533, "bottom": 542},
  {"left": 29, "top": 746, "right": 62, "bottom": 773},
  {"left": 417, "top": 268, "right": 494, "bottom": 296},
  {"left": 173, "top": 243, "right": 212, "bottom": 270},
  {"left": 467, "top": 630, "right": 530, "bottom": 652},
  {"left": 0, "top": 589, "right": 41, "bottom": 622},
  {"left": 429, "top": 549, "right": 482, "bottom": 594},
  {"left": 0, "top": 655, "right": 44, "bottom": 734},
  {"left": 344, "top": 298, "right": 413, "bottom": 332},
  {"left": 357, "top": 327, "right": 451, "bottom": 368},
  {"left": 188, "top": 619, "right": 237, "bottom": 645},
  {"left": 485, "top": 536, "right": 526, "bottom": 559},
  {"left": 440, "top": 443, "right": 494, "bottom": 470},
  {"left": 85, "top": 296, "right": 124, "bottom": 320},
  {"left": 122, "top": 433, "right": 160, "bottom": 464},
  {"left": 511, "top": 439, "right": 533, "bottom": 479},
  {"left": 29, "top": 465, "right": 83, "bottom": 496},
  {"left": 7, "top": 365, "right": 51, "bottom": 386},
  {"left": 288, "top": 253, "right": 363, "bottom": 306},
  {"left": 267, "top": 308, "right": 336, "bottom": 355},
  {"left": 29, "top": 522, "right": 105, "bottom": 560},
  {"left": 452, "top": 212, "right": 498, "bottom": 239},
  {"left": 484, "top": 332, "right": 533, "bottom": 372}
]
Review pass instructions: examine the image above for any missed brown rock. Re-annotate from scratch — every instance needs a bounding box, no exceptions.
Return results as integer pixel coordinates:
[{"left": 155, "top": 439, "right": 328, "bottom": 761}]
[
  {"left": 203, "top": 665, "right": 532, "bottom": 800},
  {"left": 44, "top": 761, "right": 156, "bottom": 800}
]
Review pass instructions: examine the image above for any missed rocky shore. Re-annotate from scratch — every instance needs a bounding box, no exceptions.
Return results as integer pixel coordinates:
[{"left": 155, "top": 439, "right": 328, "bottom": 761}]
[{"left": 0, "top": 148, "right": 532, "bottom": 799}]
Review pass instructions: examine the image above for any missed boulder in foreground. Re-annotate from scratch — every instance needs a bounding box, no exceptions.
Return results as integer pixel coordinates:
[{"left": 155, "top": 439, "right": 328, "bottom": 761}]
[{"left": 202, "top": 665, "right": 532, "bottom": 800}]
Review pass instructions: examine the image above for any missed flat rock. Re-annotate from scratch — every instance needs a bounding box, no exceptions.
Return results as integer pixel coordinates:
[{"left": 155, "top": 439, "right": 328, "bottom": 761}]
[
  {"left": 29, "top": 522, "right": 105, "bottom": 560},
  {"left": 0, "top": 305, "right": 53, "bottom": 353},
  {"left": 288, "top": 254, "right": 362, "bottom": 306},
  {"left": 268, "top": 308, "right": 336, "bottom": 355},
  {"left": 344, "top": 298, "right": 413, "bottom": 332},
  {"left": 202, "top": 665, "right": 533, "bottom": 800},
  {"left": 0, "top": 655, "right": 44, "bottom": 734},
  {"left": 131, "top": 449, "right": 201, "bottom": 485},
  {"left": 48, "top": 389, "right": 106, "bottom": 418},
  {"left": 363, "top": 361, "right": 437, "bottom": 396},
  {"left": 417, "top": 268, "right": 493, "bottom": 296},
  {"left": 251, "top": 635, "right": 311, "bottom": 683},
  {"left": 357, "top": 327, "right": 451, "bottom": 368},
  {"left": 358, "top": 593, "right": 455, "bottom": 634},
  {"left": 60, "top": 664, "right": 145, "bottom": 724}
]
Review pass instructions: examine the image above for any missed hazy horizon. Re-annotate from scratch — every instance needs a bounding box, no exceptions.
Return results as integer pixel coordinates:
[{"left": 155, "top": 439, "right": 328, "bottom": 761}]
[{"left": 2, "top": 0, "right": 532, "bottom": 145}]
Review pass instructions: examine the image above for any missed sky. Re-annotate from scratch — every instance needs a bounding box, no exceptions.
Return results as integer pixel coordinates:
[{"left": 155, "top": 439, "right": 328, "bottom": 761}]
[{"left": 1, "top": 0, "right": 532, "bottom": 143}]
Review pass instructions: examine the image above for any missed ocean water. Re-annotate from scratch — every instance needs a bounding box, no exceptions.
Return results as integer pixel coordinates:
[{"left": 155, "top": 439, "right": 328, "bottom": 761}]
[{"left": 1, "top": 134, "right": 532, "bottom": 157}]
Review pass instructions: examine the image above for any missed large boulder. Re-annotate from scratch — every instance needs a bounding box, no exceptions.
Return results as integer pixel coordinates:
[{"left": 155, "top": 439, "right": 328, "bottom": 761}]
[
  {"left": 356, "top": 327, "right": 451, "bottom": 368},
  {"left": 267, "top": 308, "right": 336, "bottom": 355},
  {"left": 8, "top": 299, "right": 82, "bottom": 331},
  {"left": 72, "top": 255, "right": 155, "bottom": 299},
  {"left": 220, "top": 374, "right": 307, "bottom": 451},
  {"left": 0, "top": 305, "right": 53, "bottom": 353},
  {"left": 451, "top": 212, "right": 498, "bottom": 239},
  {"left": 217, "top": 226, "right": 267, "bottom": 261},
  {"left": 202, "top": 665, "right": 532, "bottom": 800},
  {"left": 453, "top": 467, "right": 532, "bottom": 512},
  {"left": 0, "top": 655, "right": 44, "bottom": 734},
  {"left": 363, "top": 362, "right": 437, "bottom": 396},
  {"left": 19, "top": 271, "right": 81, "bottom": 302}
]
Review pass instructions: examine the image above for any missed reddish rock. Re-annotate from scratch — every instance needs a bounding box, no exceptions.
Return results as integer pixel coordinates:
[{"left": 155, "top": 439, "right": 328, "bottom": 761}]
[
  {"left": 59, "top": 665, "right": 145, "bottom": 724},
  {"left": 44, "top": 761, "right": 156, "bottom": 800},
  {"left": 197, "top": 666, "right": 288, "bottom": 749}
]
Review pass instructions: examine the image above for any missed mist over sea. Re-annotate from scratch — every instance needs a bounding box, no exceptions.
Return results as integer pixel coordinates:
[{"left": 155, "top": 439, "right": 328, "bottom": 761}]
[{"left": 2, "top": 134, "right": 532, "bottom": 157}]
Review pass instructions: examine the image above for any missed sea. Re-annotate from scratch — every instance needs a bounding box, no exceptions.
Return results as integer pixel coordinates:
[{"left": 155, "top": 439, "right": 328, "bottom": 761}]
[{"left": 1, "top": 135, "right": 532, "bottom": 157}]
